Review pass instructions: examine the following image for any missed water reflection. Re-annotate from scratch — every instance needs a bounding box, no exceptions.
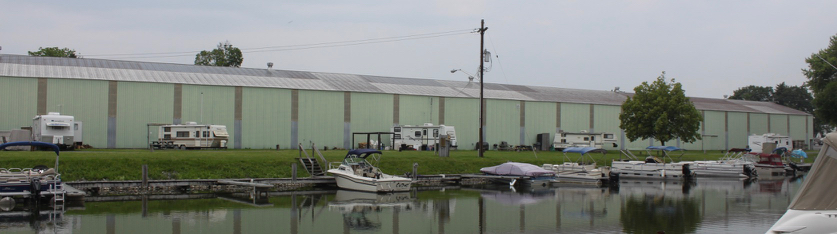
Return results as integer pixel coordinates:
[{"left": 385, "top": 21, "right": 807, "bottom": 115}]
[{"left": 2, "top": 176, "right": 807, "bottom": 233}]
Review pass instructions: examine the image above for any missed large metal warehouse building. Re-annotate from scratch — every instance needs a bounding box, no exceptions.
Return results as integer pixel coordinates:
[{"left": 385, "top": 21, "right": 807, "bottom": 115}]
[{"left": 0, "top": 54, "right": 813, "bottom": 150}]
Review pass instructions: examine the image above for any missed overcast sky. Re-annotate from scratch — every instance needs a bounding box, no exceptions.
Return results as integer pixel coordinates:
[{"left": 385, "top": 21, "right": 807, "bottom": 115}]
[{"left": 3, "top": 1, "right": 837, "bottom": 98}]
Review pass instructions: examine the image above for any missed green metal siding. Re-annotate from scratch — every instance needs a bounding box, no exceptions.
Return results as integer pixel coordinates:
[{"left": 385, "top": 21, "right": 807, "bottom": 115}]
[
  {"left": 241, "top": 87, "right": 291, "bottom": 149},
  {"left": 115, "top": 82, "right": 174, "bottom": 148},
  {"left": 399, "top": 95, "right": 438, "bottom": 125},
  {"left": 683, "top": 111, "right": 725, "bottom": 151},
  {"left": 297, "top": 90, "right": 344, "bottom": 148},
  {"left": 789, "top": 115, "right": 807, "bottom": 143},
  {"left": 46, "top": 79, "right": 109, "bottom": 147},
  {"left": 728, "top": 112, "right": 748, "bottom": 149},
  {"left": 444, "top": 97, "right": 479, "bottom": 150},
  {"left": 749, "top": 113, "right": 768, "bottom": 135},
  {"left": 770, "top": 114, "right": 789, "bottom": 135},
  {"left": 350, "top": 93, "right": 394, "bottom": 147},
  {"left": 180, "top": 85, "right": 236, "bottom": 145},
  {"left": 485, "top": 99, "right": 519, "bottom": 146},
  {"left": 560, "top": 103, "right": 589, "bottom": 132},
  {"left": 592, "top": 105, "right": 621, "bottom": 150},
  {"left": 0, "top": 77, "right": 37, "bottom": 131},
  {"left": 524, "top": 101, "right": 556, "bottom": 145}
]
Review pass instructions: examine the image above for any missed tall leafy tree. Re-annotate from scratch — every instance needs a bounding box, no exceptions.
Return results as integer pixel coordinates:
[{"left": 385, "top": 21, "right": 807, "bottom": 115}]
[
  {"left": 194, "top": 41, "right": 243, "bottom": 67},
  {"left": 619, "top": 72, "right": 703, "bottom": 145},
  {"left": 773, "top": 82, "right": 813, "bottom": 113},
  {"left": 28, "top": 47, "right": 80, "bottom": 58},
  {"left": 803, "top": 34, "right": 837, "bottom": 130},
  {"left": 729, "top": 85, "right": 773, "bottom": 102}
]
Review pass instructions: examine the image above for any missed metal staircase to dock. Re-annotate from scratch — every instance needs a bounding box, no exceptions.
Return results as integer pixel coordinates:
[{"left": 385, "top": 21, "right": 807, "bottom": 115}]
[{"left": 298, "top": 143, "right": 329, "bottom": 177}]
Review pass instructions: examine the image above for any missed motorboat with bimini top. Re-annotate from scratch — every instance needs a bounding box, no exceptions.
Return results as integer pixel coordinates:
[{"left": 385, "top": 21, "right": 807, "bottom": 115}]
[
  {"left": 480, "top": 162, "right": 555, "bottom": 187},
  {"left": 0, "top": 141, "right": 64, "bottom": 199},
  {"left": 543, "top": 147, "right": 614, "bottom": 184},
  {"left": 610, "top": 146, "right": 695, "bottom": 180},
  {"left": 327, "top": 149, "right": 412, "bottom": 193},
  {"left": 768, "top": 131, "right": 837, "bottom": 233}
]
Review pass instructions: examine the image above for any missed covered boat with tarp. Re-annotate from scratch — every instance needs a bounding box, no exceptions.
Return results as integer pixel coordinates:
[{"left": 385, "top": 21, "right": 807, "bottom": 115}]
[
  {"left": 0, "top": 141, "right": 65, "bottom": 199},
  {"left": 480, "top": 162, "right": 555, "bottom": 187},
  {"left": 768, "top": 131, "right": 837, "bottom": 233}
]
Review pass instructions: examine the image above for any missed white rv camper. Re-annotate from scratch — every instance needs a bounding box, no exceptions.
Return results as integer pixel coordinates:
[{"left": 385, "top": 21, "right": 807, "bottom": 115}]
[
  {"left": 154, "top": 122, "right": 229, "bottom": 149},
  {"left": 553, "top": 130, "right": 617, "bottom": 150},
  {"left": 747, "top": 133, "right": 791, "bottom": 153},
  {"left": 392, "top": 123, "right": 457, "bottom": 150},
  {"left": 32, "top": 112, "right": 79, "bottom": 149}
]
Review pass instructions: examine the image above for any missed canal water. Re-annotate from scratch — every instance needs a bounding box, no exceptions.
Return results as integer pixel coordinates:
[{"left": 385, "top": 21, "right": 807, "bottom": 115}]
[{"left": 3, "top": 176, "right": 803, "bottom": 234}]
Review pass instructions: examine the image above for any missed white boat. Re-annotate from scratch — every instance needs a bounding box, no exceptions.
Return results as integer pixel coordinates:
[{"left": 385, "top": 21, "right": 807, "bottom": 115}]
[
  {"left": 767, "top": 132, "right": 837, "bottom": 233},
  {"left": 327, "top": 149, "right": 412, "bottom": 193},
  {"left": 545, "top": 147, "right": 612, "bottom": 184},
  {"left": 610, "top": 146, "right": 695, "bottom": 180},
  {"left": 0, "top": 141, "right": 65, "bottom": 199},
  {"left": 689, "top": 160, "right": 756, "bottom": 178},
  {"left": 480, "top": 162, "right": 555, "bottom": 187}
]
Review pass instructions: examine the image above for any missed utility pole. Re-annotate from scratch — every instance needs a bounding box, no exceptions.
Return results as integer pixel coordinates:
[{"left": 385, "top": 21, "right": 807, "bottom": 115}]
[{"left": 478, "top": 19, "right": 488, "bottom": 157}]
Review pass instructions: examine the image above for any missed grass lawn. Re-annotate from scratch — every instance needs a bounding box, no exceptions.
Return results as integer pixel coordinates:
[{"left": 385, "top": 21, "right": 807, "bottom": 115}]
[{"left": 0, "top": 148, "right": 819, "bottom": 182}]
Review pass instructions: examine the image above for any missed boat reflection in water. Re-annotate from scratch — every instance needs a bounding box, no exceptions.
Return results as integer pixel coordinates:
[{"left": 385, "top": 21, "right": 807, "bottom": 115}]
[{"left": 328, "top": 190, "right": 416, "bottom": 231}]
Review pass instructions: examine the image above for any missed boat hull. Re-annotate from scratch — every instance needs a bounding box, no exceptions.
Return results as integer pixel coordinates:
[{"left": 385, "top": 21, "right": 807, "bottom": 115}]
[
  {"left": 611, "top": 161, "right": 695, "bottom": 180},
  {"left": 329, "top": 170, "right": 411, "bottom": 193},
  {"left": 768, "top": 209, "right": 837, "bottom": 234}
]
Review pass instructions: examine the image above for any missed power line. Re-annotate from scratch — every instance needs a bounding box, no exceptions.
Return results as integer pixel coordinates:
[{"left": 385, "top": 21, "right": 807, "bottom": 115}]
[{"left": 87, "top": 29, "right": 475, "bottom": 59}]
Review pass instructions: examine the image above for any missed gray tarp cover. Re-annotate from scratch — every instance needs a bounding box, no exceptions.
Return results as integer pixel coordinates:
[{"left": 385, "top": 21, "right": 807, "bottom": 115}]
[
  {"left": 788, "top": 132, "right": 837, "bottom": 210},
  {"left": 480, "top": 162, "right": 555, "bottom": 177}
]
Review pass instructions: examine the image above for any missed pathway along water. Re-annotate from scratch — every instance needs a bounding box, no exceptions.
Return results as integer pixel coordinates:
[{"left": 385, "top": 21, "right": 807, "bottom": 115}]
[{"left": 3, "top": 176, "right": 802, "bottom": 233}]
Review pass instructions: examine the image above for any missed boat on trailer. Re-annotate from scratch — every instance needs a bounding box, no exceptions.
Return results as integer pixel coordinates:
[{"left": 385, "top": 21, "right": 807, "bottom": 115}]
[
  {"left": 768, "top": 131, "right": 837, "bottom": 233},
  {"left": 0, "top": 141, "right": 65, "bottom": 200},
  {"left": 544, "top": 147, "right": 614, "bottom": 185},
  {"left": 327, "top": 149, "right": 412, "bottom": 193},
  {"left": 610, "top": 146, "right": 695, "bottom": 180}
]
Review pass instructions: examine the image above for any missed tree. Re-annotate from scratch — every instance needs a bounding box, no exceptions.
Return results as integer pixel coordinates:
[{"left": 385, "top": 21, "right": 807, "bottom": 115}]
[
  {"left": 619, "top": 72, "right": 703, "bottom": 145},
  {"left": 194, "top": 41, "right": 243, "bottom": 67},
  {"left": 773, "top": 82, "right": 813, "bottom": 113},
  {"left": 729, "top": 85, "right": 773, "bottom": 102},
  {"left": 803, "top": 34, "right": 837, "bottom": 132},
  {"left": 28, "top": 47, "right": 80, "bottom": 58}
]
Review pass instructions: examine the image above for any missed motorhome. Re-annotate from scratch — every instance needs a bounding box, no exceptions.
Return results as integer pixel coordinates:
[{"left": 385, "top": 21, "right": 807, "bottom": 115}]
[
  {"left": 747, "top": 133, "right": 791, "bottom": 153},
  {"left": 392, "top": 123, "right": 457, "bottom": 150},
  {"left": 154, "top": 122, "right": 229, "bottom": 149},
  {"left": 553, "top": 130, "right": 617, "bottom": 150},
  {"left": 32, "top": 112, "right": 80, "bottom": 149}
]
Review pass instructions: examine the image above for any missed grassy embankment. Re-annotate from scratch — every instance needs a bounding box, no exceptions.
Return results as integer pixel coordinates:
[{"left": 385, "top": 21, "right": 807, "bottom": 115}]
[{"left": 0, "top": 148, "right": 818, "bottom": 181}]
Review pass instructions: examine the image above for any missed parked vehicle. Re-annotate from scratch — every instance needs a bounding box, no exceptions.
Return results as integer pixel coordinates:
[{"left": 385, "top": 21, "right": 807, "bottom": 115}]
[
  {"left": 748, "top": 133, "right": 791, "bottom": 153},
  {"left": 32, "top": 112, "right": 82, "bottom": 150},
  {"left": 553, "top": 130, "right": 617, "bottom": 150},
  {"left": 392, "top": 123, "right": 457, "bottom": 150},
  {"left": 152, "top": 122, "right": 228, "bottom": 149}
]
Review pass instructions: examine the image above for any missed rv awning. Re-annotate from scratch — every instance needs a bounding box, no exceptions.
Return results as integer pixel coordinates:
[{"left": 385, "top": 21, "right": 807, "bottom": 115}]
[
  {"left": 213, "top": 129, "right": 229, "bottom": 137},
  {"left": 46, "top": 122, "right": 71, "bottom": 127}
]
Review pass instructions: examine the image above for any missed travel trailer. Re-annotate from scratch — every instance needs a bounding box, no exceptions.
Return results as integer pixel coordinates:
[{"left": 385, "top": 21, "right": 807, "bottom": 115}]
[
  {"left": 747, "top": 133, "right": 791, "bottom": 153},
  {"left": 32, "top": 112, "right": 82, "bottom": 149},
  {"left": 392, "top": 123, "right": 457, "bottom": 150},
  {"left": 553, "top": 130, "right": 617, "bottom": 150},
  {"left": 153, "top": 122, "right": 229, "bottom": 149}
]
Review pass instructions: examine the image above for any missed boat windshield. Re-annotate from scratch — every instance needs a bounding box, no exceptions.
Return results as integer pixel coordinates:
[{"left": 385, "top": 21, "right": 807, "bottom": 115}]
[{"left": 343, "top": 156, "right": 369, "bottom": 166}]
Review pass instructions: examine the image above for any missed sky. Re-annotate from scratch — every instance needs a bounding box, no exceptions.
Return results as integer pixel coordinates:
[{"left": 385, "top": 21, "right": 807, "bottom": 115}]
[{"left": 3, "top": 0, "right": 837, "bottom": 99}]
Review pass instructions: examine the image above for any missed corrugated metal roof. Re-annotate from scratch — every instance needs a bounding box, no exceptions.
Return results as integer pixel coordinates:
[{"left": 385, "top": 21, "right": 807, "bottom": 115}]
[{"left": 0, "top": 54, "right": 810, "bottom": 115}]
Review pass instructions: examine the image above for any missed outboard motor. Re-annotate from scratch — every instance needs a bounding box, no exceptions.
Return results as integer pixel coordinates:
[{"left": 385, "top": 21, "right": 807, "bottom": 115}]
[
  {"left": 682, "top": 164, "right": 695, "bottom": 180},
  {"left": 30, "top": 178, "right": 42, "bottom": 198},
  {"left": 608, "top": 171, "right": 619, "bottom": 183},
  {"left": 743, "top": 164, "right": 756, "bottom": 178}
]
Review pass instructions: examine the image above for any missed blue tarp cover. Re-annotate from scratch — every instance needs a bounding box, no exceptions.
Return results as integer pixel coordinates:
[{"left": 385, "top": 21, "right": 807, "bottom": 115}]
[
  {"left": 646, "top": 146, "right": 684, "bottom": 151},
  {"left": 0, "top": 141, "right": 60, "bottom": 155},
  {"left": 562, "top": 147, "right": 607, "bottom": 155}
]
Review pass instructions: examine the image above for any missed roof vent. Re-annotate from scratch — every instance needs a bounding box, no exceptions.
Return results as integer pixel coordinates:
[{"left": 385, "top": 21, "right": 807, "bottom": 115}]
[{"left": 267, "top": 62, "right": 274, "bottom": 69}]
